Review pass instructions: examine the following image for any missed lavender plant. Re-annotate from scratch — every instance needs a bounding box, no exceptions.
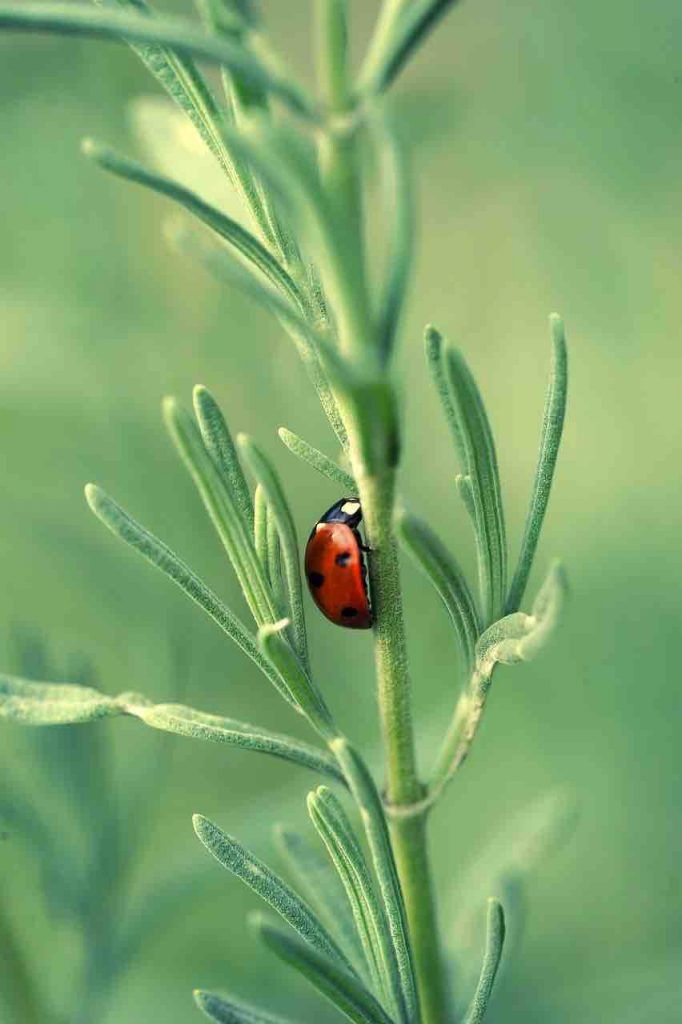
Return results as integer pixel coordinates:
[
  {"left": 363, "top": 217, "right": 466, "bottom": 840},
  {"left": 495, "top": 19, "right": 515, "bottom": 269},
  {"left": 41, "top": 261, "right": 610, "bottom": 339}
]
[{"left": 0, "top": 2, "right": 569, "bottom": 1022}]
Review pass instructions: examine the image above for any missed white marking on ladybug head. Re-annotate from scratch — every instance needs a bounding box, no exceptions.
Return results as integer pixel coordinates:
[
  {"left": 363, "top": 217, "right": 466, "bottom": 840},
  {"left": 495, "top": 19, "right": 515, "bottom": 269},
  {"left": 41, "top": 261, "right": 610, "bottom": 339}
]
[{"left": 341, "top": 500, "right": 360, "bottom": 516}]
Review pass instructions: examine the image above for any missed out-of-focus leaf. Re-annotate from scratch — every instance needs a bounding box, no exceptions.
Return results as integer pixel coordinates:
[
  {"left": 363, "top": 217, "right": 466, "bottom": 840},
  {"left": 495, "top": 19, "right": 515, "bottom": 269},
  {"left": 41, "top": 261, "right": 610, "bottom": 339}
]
[
  {"left": 193, "top": 815, "right": 353, "bottom": 972},
  {"left": 253, "top": 915, "right": 395, "bottom": 1024}
]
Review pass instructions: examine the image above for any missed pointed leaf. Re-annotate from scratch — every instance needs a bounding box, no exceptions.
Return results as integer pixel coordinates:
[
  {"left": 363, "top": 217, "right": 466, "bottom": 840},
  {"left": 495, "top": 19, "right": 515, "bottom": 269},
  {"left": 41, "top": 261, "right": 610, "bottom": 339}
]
[
  {"left": 258, "top": 621, "right": 333, "bottom": 736},
  {"left": 360, "top": 0, "right": 459, "bottom": 94},
  {"left": 330, "top": 739, "right": 417, "bottom": 1023},
  {"left": 275, "top": 826, "right": 364, "bottom": 972},
  {"left": 374, "top": 114, "right": 412, "bottom": 361},
  {"left": 95, "top": 0, "right": 238, "bottom": 183},
  {"left": 123, "top": 698, "right": 344, "bottom": 782},
  {"left": 278, "top": 428, "right": 355, "bottom": 490},
  {"left": 193, "top": 815, "right": 353, "bottom": 972},
  {"left": 82, "top": 140, "right": 302, "bottom": 307},
  {"left": 85, "top": 484, "right": 286, "bottom": 696},
  {"left": 506, "top": 314, "right": 568, "bottom": 612},
  {"left": 163, "top": 397, "right": 278, "bottom": 626},
  {"left": 254, "top": 915, "right": 395, "bottom": 1024},
  {"left": 426, "top": 327, "right": 507, "bottom": 625},
  {"left": 397, "top": 511, "right": 480, "bottom": 676},
  {"left": 239, "top": 435, "right": 308, "bottom": 666},
  {"left": 0, "top": 2, "right": 316, "bottom": 117},
  {"left": 193, "top": 385, "right": 255, "bottom": 529},
  {"left": 462, "top": 899, "right": 506, "bottom": 1024},
  {"left": 195, "top": 989, "right": 295, "bottom": 1024},
  {"left": 308, "top": 787, "right": 405, "bottom": 1021}
]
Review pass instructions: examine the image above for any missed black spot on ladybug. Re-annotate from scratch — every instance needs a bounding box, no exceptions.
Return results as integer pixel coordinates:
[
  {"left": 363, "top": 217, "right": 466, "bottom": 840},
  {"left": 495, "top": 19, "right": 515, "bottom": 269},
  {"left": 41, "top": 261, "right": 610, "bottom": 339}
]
[
  {"left": 308, "top": 571, "right": 325, "bottom": 588},
  {"left": 335, "top": 551, "right": 351, "bottom": 567},
  {"left": 341, "top": 606, "right": 359, "bottom": 618}
]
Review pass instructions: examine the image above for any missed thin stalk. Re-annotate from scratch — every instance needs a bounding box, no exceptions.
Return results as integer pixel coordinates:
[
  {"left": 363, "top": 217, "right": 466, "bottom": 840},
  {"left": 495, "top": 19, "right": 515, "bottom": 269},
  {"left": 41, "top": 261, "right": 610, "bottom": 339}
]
[
  {"left": 352, "top": 462, "right": 447, "bottom": 1024},
  {"left": 315, "top": 0, "right": 374, "bottom": 363}
]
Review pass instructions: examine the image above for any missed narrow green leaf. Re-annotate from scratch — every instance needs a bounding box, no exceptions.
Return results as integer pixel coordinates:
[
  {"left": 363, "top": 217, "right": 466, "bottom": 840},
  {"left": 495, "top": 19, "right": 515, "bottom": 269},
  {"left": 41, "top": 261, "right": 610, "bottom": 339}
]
[
  {"left": 330, "top": 739, "right": 417, "bottom": 1023},
  {"left": 258, "top": 620, "right": 333, "bottom": 737},
  {"left": 84, "top": 484, "right": 286, "bottom": 696},
  {"left": 429, "top": 562, "right": 567, "bottom": 796},
  {"left": 194, "top": 989, "right": 294, "bottom": 1024},
  {"left": 462, "top": 899, "right": 506, "bottom": 1024},
  {"left": 0, "top": 675, "right": 117, "bottom": 724},
  {"left": 425, "top": 326, "right": 507, "bottom": 625},
  {"left": 506, "top": 314, "right": 568, "bottom": 612},
  {"left": 193, "top": 385, "right": 255, "bottom": 529},
  {"left": 82, "top": 139, "right": 302, "bottom": 309},
  {"left": 360, "top": 0, "right": 459, "bottom": 94},
  {"left": 254, "top": 484, "right": 268, "bottom": 570},
  {"left": 266, "top": 501, "right": 287, "bottom": 613},
  {"left": 239, "top": 435, "right": 308, "bottom": 666},
  {"left": 397, "top": 511, "right": 480, "bottom": 676},
  {"left": 123, "top": 698, "right": 344, "bottom": 782},
  {"left": 476, "top": 562, "right": 567, "bottom": 673},
  {"left": 374, "top": 114, "right": 413, "bottom": 361},
  {"left": 193, "top": 815, "right": 353, "bottom": 972},
  {"left": 308, "top": 787, "right": 405, "bottom": 1021},
  {"left": 95, "top": 0, "right": 238, "bottom": 184},
  {"left": 163, "top": 397, "right": 278, "bottom": 626},
  {"left": 278, "top": 428, "right": 355, "bottom": 490},
  {"left": 0, "top": 3, "right": 317, "bottom": 118},
  {"left": 166, "top": 221, "right": 349, "bottom": 451},
  {"left": 275, "top": 826, "right": 365, "bottom": 973},
  {"left": 0, "top": 674, "right": 338, "bottom": 780},
  {"left": 254, "top": 915, "right": 395, "bottom": 1024}
]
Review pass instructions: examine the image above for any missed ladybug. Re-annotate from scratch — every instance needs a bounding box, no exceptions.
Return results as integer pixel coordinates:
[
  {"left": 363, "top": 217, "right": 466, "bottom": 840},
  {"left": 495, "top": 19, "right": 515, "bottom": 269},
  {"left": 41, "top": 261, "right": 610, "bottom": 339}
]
[{"left": 304, "top": 498, "right": 372, "bottom": 629}]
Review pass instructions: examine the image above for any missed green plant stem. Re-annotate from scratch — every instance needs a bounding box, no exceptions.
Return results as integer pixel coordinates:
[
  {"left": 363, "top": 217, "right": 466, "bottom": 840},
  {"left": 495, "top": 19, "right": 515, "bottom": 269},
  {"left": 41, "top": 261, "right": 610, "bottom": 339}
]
[
  {"left": 388, "top": 812, "right": 445, "bottom": 1024},
  {"left": 353, "top": 464, "right": 447, "bottom": 1024}
]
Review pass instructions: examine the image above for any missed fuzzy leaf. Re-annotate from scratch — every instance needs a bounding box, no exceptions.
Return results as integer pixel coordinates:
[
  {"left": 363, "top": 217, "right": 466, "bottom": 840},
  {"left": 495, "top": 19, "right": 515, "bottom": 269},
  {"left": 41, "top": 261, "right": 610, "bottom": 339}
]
[
  {"left": 397, "top": 511, "right": 480, "bottom": 676},
  {"left": 275, "top": 826, "right": 365, "bottom": 972},
  {"left": 278, "top": 428, "right": 355, "bottom": 491},
  {"left": 194, "top": 989, "right": 295, "bottom": 1024},
  {"left": 0, "top": 2, "right": 316, "bottom": 117},
  {"left": 82, "top": 140, "right": 301, "bottom": 307},
  {"left": 95, "top": 0, "right": 238, "bottom": 182},
  {"left": 253, "top": 915, "right": 395, "bottom": 1024},
  {"left": 308, "top": 787, "right": 405, "bottom": 1020},
  {"left": 475, "top": 561, "right": 567, "bottom": 675},
  {"left": 0, "top": 675, "right": 117, "bottom": 724},
  {"left": 193, "top": 386, "right": 255, "bottom": 529},
  {"left": 124, "top": 698, "right": 343, "bottom": 782},
  {"left": 360, "top": 0, "right": 460, "bottom": 94},
  {"left": 462, "top": 899, "right": 506, "bottom": 1024},
  {"left": 239, "top": 435, "right": 308, "bottom": 666},
  {"left": 193, "top": 816, "right": 353, "bottom": 972},
  {"left": 86, "top": 484, "right": 271, "bottom": 671},
  {"left": 0, "top": 676, "right": 339, "bottom": 780},
  {"left": 166, "top": 221, "right": 348, "bottom": 450},
  {"left": 258, "top": 621, "right": 333, "bottom": 736},
  {"left": 331, "top": 739, "right": 417, "bottom": 1022},
  {"left": 163, "top": 397, "right": 278, "bottom": 626},
  {"left": 506, "top": 315, "right": 568, "bottom": 612},
  {"left": 426, "top": 327, "right": 507, "bottom": 625}
]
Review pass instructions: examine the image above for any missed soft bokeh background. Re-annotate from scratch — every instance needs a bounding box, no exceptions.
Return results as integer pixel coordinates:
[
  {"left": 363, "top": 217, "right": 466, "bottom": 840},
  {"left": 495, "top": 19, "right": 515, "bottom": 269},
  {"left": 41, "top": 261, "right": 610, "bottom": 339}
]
[{"left": 1, "top": 1, "right": 680, "bottom": 1021}]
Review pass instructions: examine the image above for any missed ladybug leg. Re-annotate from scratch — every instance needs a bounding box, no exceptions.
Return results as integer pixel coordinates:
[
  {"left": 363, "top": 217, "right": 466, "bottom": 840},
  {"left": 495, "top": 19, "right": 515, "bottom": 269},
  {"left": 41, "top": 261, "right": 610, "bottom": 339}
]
[{"left": 359, "top": 542, "right": 372, "bottom": 553}]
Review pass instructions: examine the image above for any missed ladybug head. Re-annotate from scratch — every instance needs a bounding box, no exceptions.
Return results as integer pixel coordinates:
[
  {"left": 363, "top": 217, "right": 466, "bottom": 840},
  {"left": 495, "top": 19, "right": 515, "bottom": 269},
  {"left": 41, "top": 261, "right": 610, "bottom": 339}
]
[{"left": 319, "top": 497, "right": 363, "bottom": 530}]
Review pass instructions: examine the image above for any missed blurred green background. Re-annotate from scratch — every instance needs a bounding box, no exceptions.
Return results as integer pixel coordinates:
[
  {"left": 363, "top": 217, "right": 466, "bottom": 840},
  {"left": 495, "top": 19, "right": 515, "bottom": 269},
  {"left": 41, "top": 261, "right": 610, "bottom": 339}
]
[{"left": 1, "top": 1, "right": 680, "bottom": 1021}]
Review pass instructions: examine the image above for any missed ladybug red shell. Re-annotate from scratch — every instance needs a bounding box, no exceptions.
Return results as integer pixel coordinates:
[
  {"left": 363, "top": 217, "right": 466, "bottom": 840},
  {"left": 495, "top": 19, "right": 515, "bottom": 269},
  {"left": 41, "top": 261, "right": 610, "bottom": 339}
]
[{"left": 305, "top": 498, "right": 372, "bottom": 630}]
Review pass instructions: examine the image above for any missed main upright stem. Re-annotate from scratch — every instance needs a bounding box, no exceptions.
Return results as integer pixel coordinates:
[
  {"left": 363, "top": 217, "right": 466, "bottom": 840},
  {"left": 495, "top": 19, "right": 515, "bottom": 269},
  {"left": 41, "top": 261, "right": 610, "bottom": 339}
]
[
  {"left": 316, "top": 3, "right": 447, "bottom": 1018},
  {"left": 357, "top": 466, "right": 447, "bottom": 1024}
]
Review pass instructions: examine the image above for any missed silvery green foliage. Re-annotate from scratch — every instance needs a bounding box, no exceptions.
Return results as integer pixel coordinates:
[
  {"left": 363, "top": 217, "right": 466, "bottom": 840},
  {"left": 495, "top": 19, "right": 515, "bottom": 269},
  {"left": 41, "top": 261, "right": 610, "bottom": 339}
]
[
  {"left": 0, "top": 636, "right": 211, "bottom": 1024},
  {"left": 0, "top": 1, "right": 570, "bottom": 1022}
]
